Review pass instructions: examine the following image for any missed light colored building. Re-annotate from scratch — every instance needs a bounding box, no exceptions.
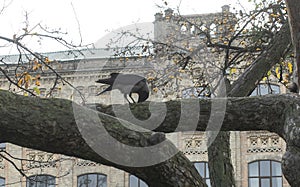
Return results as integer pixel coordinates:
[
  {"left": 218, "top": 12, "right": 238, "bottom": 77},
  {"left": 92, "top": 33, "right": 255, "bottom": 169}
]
[{"left": 0, "top": 6, "right": 290, "bottom": 187}]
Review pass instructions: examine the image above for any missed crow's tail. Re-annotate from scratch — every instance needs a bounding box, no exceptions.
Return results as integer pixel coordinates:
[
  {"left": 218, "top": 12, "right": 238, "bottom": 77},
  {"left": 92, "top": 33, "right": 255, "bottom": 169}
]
[{"left": 95, "top": 85, "right": 112, "bottom": 96}]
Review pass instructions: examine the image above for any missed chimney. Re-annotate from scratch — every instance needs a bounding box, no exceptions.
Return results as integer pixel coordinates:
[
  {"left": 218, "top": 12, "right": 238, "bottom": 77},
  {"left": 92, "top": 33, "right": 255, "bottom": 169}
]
[{"left": 222, "top": 5, "right": 230, "bottom": 13}]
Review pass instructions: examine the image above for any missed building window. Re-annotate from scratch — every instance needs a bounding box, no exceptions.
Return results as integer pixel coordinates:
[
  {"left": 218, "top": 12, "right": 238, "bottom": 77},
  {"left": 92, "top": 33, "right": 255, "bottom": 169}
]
[
  {"left": 248, "top": 160, "right": 282, "bottom": 187},
  {"left": 129, "top": 175, "right": 148, "bottom": 187},
  {"left": 39, "top": 88, "right": 46, "bottom": 97},
  {"left": 88, "top": 86, "right": 97, "bottom": 96},
  {"left": 26, "top": 175, "right": 55, "bottom": 187},
  {"left": 194, "top": 162, "right": 211, "bottom": 187},
  {"left": 250, "top": 84, "right": 280, "bottom": 96},
  {"left": 74, "top": 86, "right": 85, "bottom": 98},
  {"left": 182, "top": 87, "right": 210, "bottom": 98},
  {"left": 0, "top": 177, "right": 5, "bottom": 186},
  {"left": 0, "top": 143, "right": 5, "bottom": 150},
  {"left": 77, "top": 173, "right": 107, "bottom": 187}
]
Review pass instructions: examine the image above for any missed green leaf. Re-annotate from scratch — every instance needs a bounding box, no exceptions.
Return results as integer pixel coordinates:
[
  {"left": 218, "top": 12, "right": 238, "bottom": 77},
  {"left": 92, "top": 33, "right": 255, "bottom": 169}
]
[{"left": 33, "top": 87, "right": 40, "bottom": 95}]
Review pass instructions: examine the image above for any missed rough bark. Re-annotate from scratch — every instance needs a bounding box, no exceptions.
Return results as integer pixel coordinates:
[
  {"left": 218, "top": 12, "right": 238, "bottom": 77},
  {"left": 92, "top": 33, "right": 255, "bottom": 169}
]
[
  {"left": 1, "top": 89, "right": 300, "bottom": 186},
  {"left": 281, "top": 94, "right": 300, "bottom": 186},
  {"left": 91, "top": 94, "right": 287, "bottom": 134},
  {"left": 0, "top": 90, "right": 206, "bottom": 187},
  {"left": 207, "top": 131, "right": 235, "bottom": 187},
  {"left": 94, "top": 94, "right": 300, "bottom": 186},
  {"left": 285, "top": 0, "right": 300, "bottom": 86},
  {"left": 279, "top": 2, "right": 300, "bottom": 185}
]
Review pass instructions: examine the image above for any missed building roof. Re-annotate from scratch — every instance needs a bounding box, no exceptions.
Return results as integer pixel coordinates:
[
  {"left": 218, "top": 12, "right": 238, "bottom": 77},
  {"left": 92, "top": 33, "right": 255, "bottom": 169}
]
[{"left": 0, "top": 46, "right": 152, "bottom": 64}]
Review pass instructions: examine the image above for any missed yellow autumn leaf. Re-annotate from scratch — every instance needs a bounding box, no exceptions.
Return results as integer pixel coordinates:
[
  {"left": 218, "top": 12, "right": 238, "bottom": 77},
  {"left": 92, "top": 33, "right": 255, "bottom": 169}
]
[
  {"left": 275, "top": 67, "right": 280, "bottom": 75},
  {"left": 45, "top": 57, "right": 50, "bottom": 63},
  {"left": 35, "top": 80, "right": 41, "bottom": 86},
  {"left": 262, "top": 77, "right": 267, "bottom": 81},
  {"left": 147, "top": 77, "right": 155, "bottom": 81},
  {"left": 240, "top": 41, "right": 246, "bottom": 45},
  {"left": 275, "top": 67, "right": 281, "bottom": 79},
  {"left": 17, "top": 79, "right": 23, "bottom": 86},
  {"left": 230, "top": 67, "right": 237, "bottom": 74},
  {"left": 287, "top": 62, "right": 293, "bottom": 73},
  {"left": 267, "top": 71, "right": 271, "bottom": 77},
  {"left": 32, "top": 65, "right": 39, "bottom": 71},
  {"left": 24, "top": 74, "right": 32, "bottom": 82},
  {"left": 152, "top": 87, "right": 159, "bottom": 92}
]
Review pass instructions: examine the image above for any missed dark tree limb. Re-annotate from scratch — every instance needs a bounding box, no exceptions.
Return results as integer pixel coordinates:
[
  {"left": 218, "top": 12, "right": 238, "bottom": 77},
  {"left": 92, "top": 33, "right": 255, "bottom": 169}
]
[
  {"left": 229, "top": 22, "right": 291, "bottom": 97},
  {"left": 0, "top": 90, "right": 206, "bottom": 187},
  {"left": 91, "top": 94, "right": 288, "bottom": 134},
  {"left": 1, "top": 89, "right": 300, "bottom": 186}
]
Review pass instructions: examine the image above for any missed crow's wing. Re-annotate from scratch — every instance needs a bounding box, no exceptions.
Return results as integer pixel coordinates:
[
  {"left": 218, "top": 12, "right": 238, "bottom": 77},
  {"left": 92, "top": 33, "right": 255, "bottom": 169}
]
[
  {"left": 113, "top": 74, "right": 146, "bottom": 85},
  {"left": 95, "top": 73, "right": 121, "bottom": 85}
]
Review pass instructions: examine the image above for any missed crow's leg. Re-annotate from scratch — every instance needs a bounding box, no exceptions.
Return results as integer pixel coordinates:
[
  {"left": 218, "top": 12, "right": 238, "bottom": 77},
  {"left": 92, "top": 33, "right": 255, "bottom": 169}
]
[
  {"left": 129, "top": 93, "right": 136, "bottom": 103},
  {"left": 124, "top": 94, "right": 133, "bottom": 104}
]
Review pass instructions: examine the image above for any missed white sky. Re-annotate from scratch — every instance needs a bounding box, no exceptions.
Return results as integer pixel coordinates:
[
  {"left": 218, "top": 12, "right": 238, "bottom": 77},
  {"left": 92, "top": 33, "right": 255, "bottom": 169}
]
[{"left": 0, "top": 0, "right": 249, "bottom": 54}]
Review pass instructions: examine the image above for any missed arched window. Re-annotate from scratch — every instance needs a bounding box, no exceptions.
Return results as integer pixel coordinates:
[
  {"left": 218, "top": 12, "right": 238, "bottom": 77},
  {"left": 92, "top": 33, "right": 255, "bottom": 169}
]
[
  {"left": 190, "top": 25, "right": 196, "bottom": 35},
  {"left": 0, "top": 177, "right": 5, "bottom": 186},
  {"left": 209, "top": 23, "right": 217, "bottom": 37},
  {"left": 180, "top": 24, "right": 188, "bottom": 34},
  {"left": 76, "top": 86, "right": 85, "bottom": 93},
  {"left": 129, "top": 175, "right": 148, "bottom": 187},
  {"left": 77, "top": 173, "right": 107, "bottom": 187},
  {"left": 250, "top": 84, "right": 280, "bottom": 96},
  {"left": 194, "top": 162, "right": 211, "bottom": 187},
  {"left": 74, "top": 86, "right": 85, "bottom": 97},
  {"left": 26, "top": 175, "right": 55, "bottom": 187},
  {"left": 248, "top": 160, "right": 282, "bottom": 187}
]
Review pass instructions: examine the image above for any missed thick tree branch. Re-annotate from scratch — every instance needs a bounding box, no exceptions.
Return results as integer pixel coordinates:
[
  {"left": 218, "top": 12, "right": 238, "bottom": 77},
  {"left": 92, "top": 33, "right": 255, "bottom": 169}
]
[
  {"left": 0, "top": 90, "right": 205, "bottom": 187},
  {"left": 1, "top": 89, "right": 299, "bottom": 186},
  {"left": 93, "top": 95, "right": 288, "bottom": 134},
  {"left": 229, "top": 22, "right": 291, "bottom": 97}
]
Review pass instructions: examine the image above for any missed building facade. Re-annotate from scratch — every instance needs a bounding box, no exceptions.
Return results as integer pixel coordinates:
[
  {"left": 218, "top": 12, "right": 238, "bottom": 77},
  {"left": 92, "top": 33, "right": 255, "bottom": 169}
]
[{"left": 0, "top": 6, "right": 290, "bottom": 187}]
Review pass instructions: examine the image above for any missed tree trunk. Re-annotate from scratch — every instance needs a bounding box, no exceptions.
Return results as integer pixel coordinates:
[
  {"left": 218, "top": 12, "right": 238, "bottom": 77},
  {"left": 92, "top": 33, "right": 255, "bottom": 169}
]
[
  {"left": 206, "top": 22, "right": 291, "bottom": 187},
  {"left": 281, "top": 94, "right": 300, "bottom": 186},
  {"left": 285, "top": 0, "right": 300, "bottom": 86},
  {"left": 207, "top": 131, "right": 235, "bottom": 187}
]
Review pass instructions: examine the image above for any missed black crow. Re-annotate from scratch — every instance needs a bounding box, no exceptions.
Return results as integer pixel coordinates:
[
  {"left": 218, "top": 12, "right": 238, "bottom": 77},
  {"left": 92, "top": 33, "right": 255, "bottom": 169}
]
[
  {"left": 95, "top": 73, "right": 149, "bottom": 103},
  {"left": 287, "top": 82, "right": 299, "bottom": 93}
]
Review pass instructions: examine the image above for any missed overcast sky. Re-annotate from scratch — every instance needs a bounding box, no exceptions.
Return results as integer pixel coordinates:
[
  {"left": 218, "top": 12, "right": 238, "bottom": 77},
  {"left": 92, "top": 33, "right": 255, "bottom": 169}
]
[{"left": 0, "top": 0, "right": 249, "bottom": 54}]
